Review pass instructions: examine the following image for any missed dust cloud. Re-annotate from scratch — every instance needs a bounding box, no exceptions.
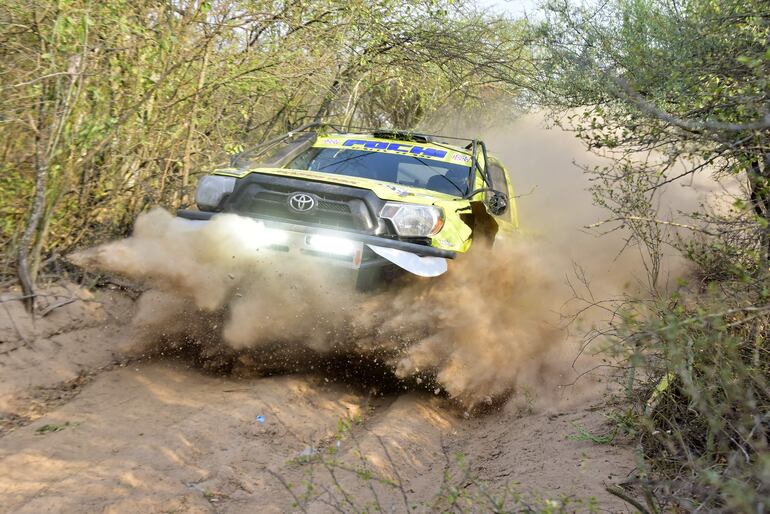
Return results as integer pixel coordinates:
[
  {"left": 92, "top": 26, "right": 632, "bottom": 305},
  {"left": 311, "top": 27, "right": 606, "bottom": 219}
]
[
  {"left": 70, "top": 209, "right": 564, "bottom": 406},
  {"left": 71, "top": 114, "right": 713, "bottom": 408}
]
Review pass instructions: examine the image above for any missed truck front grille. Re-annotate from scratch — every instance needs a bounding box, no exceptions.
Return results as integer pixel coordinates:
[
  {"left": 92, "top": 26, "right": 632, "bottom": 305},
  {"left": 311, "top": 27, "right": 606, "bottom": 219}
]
[
  {"left": 246, "top": 191, "right": 358, "bottom": 230},
  {"left": 223, "top": 173, "right": 392, "bottom": 234}
]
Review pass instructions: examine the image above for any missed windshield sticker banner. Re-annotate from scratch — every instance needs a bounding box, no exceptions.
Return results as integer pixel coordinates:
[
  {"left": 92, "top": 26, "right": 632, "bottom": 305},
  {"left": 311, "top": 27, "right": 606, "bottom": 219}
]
[
  {"left": 315, "top": 137, "right": 471, "bottom": 165},
  {"left": 342, "top": 139, "right": 447, "bottom": 158}
]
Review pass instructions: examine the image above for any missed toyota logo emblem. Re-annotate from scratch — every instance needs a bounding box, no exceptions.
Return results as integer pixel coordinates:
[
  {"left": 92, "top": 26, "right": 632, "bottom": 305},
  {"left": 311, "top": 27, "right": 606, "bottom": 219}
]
[{"left": 288, "top": 192, "right": 316, "bottom": 213}]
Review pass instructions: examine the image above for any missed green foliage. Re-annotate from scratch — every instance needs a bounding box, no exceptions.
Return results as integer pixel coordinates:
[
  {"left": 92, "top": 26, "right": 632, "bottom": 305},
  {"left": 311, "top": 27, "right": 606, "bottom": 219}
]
[
  {"left": 534, "top": 1, "right": 770, "bottom": 511},
  {"left": 608, "top": 274, "right": 770, "bottom": 511},
  {"left": 567, "top": 410, "right": 637, "bottom": 445},
  {"left": 35, "top": 421, "right": 78, "bottom": 434},
  {"left": 537, "top": 0, "right": 770, "bottom": 131},
  {"left": 284, "top": 444, "right": 600, "bottom": 513},
  {"left": 533, "top": 0, "right": 770, "bottom": 292}
]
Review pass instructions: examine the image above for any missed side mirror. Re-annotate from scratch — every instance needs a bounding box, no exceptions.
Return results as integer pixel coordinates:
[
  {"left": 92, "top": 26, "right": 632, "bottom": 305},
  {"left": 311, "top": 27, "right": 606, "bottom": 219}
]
[{"left": 486, "top": 191, "right": 508, "bottom": 216}]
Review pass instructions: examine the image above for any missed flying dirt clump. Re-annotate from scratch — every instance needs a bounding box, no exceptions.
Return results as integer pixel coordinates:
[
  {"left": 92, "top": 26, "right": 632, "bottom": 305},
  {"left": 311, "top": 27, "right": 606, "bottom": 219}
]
[{"left": 71, "top": 207, "right": 569, "bottom": 406}]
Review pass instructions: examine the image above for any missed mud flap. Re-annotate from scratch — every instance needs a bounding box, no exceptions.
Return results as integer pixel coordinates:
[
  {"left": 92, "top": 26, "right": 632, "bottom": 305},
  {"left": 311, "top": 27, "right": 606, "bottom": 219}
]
[{"left": 366, "top": 245, "right": 447, "bottom": 277}]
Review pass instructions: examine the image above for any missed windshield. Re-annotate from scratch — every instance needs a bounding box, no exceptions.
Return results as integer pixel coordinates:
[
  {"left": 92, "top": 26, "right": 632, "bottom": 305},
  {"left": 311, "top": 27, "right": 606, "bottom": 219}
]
[{"left": 287, "top": 147, "right": 471, "bottom": 197}]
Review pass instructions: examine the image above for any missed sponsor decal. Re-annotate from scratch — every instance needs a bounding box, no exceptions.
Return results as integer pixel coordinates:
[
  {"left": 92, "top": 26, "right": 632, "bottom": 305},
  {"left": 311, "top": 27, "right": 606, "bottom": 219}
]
[
  {"left": 451, "top": 153, "right": 471, "bottom": 163},
  {"left": 382, "top": 184, "right": 410, "bottom": 197},
  {"left": 342, "top": 139, "right": 448, "bottom": 159}
]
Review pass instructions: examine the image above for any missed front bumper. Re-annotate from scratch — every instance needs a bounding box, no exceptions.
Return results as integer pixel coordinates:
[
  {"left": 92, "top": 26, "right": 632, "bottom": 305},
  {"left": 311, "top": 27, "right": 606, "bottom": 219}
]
[
  {"left": 176, "top": 209, "right": 454, "bottom": 277},
  {"left": 177, "top": 210, "right": 457, "bottom": 259}
]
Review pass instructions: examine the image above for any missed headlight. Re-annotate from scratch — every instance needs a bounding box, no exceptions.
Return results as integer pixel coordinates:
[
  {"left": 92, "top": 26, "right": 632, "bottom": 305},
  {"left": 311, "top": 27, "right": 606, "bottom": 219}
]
[
  {"left": 380, "top": 202, "right": 444, "bottom": 237},
  {"left": 195, "top": 175, "right": 235, "bottom": 211}
]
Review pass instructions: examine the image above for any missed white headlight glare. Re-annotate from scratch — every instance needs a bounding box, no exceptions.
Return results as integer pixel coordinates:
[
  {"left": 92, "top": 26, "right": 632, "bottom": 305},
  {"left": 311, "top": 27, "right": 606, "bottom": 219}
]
[
  {"left": 195, "top": 175, "right": 235, "bottom": 211},
  {"left": 306, "top": 235, "right": 357, "bottom": 255},
  {"left": 261, "top": 228, "right": 288, "bottom": 245},
  {"left": 380, "top": 203, "right": 444, "bottom": 237}
]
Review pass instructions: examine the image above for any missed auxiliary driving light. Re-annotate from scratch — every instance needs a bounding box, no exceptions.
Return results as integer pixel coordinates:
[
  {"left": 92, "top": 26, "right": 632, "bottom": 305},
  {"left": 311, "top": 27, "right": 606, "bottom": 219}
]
[
  {"left": 306, "top": 234, "right": 357, "bottom": 255},
  {"left": 229, "top": 215, "right": 288, "bottom": 247},
  {"left": 261, "top": 228, "right": 288, "bottom": 245}
]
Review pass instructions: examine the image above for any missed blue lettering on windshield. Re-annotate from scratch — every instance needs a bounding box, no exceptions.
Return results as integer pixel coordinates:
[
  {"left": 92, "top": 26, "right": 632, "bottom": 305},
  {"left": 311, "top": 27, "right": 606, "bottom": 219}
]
[
  {"left": 408, "top": 146, "right": 447, "bottom": 158},
  {"left": 386, "top": 143, "right": 410, "bottom": 153},
  {"left": 342, "top": 139, "right": 367, "bottom": 148},
  {"left": 341, "top": 139, "right": 447, "bottom": 158},
  {"left": 423, "top": 148, "right": 447, "bottom": 158}
]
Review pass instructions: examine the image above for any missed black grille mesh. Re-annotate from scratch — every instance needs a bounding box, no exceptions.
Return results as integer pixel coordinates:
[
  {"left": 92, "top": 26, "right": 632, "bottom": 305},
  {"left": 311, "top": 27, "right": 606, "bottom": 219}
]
[{"left": 245, "top": 190, "right": 357, "bottom": 229}]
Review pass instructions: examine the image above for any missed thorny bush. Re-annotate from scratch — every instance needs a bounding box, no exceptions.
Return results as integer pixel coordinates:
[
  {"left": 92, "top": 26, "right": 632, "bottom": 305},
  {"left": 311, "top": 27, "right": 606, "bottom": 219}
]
[{"left": 607, "top": 235, "right": 770, "bottom": 512}]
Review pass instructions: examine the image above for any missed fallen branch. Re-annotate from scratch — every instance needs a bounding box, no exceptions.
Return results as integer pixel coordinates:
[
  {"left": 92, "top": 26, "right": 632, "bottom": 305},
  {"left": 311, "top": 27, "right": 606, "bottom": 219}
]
[
  {"left": 39, "top": 297, "right": 78, "bottom": 317},
  {"left": 606, "top": 485, "right": 652, "bottom": 514}
]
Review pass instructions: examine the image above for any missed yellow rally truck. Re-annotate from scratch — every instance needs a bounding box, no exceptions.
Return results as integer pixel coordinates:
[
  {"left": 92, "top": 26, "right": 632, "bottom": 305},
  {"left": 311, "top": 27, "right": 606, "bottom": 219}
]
[{"left": 177, "top": 126, "right": 518, "bottom": 290}]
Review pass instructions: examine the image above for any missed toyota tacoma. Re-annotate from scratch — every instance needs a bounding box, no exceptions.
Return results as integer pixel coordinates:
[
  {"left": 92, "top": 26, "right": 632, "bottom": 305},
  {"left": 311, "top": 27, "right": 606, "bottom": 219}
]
[{"left": 177, "top": 124, "right": 518, "bottom": 290}]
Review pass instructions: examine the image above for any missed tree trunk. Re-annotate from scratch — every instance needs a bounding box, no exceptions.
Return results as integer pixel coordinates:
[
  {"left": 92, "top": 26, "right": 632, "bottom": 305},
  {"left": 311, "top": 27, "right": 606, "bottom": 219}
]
[
  {"left": 30, "top": 204, "right": 53, "bottom": 283},
  {"left": 748, "top": 154, "right": 770, "bottom": 269},
  {"left": 179, "top": 43, "right": 210, "bottom": 207},
  {"left": 314, "top": 79, "right": 340, "bottom": 122},
  {"left": 17, "top": 131, "right": 50, "bottom": 313}
]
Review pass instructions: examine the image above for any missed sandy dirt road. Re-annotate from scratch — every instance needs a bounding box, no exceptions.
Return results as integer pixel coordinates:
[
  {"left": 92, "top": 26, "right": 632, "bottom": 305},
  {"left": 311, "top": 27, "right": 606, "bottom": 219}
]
[{"left": 0, "top": 289, "right": 634, "bottom": 513}]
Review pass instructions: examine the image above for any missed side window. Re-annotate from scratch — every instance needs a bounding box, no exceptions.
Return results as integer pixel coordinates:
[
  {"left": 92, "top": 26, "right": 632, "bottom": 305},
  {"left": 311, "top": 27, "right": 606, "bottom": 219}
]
[{"left": 487, "top": 163, "right": 511, "bottom": 220}]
